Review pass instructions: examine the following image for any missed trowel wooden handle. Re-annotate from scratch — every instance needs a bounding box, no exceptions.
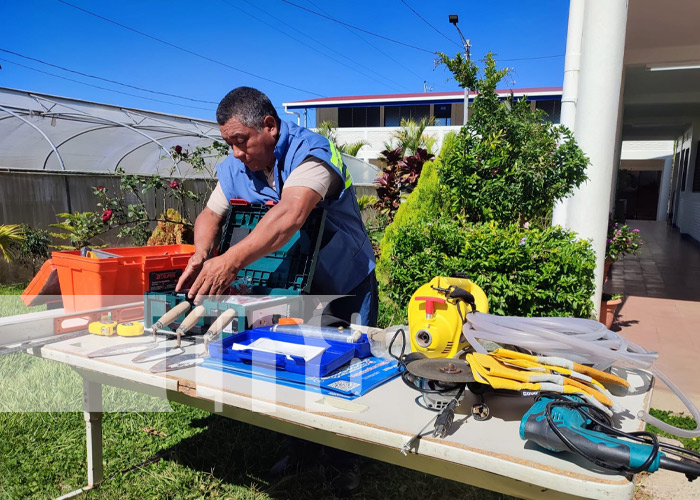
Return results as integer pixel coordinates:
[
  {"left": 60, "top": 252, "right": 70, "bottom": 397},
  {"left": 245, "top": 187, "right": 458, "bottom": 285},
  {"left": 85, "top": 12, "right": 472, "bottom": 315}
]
[
  {"left": 206, "top": 309, "right": 236, "bottom": 337},
  {"left": 156, "top": 301, "right": 191, "bottom": 328},
  {"left": 176, "top": 305, "right": 206, "bottom": 334}
]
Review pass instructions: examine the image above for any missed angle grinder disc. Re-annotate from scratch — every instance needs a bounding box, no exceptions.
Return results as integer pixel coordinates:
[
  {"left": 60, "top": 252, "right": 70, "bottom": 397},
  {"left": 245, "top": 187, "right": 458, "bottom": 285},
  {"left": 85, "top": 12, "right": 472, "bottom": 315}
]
[{"left": 406, "top": 358, "right": 474, "bottom": 383}]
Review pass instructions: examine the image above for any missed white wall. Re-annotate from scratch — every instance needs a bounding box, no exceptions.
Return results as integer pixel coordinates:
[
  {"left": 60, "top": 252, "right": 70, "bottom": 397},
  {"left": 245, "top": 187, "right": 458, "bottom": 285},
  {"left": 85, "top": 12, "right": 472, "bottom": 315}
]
[
  {"left": 331, "top": 126, "right": 461, "bottom": 162},
  {"left": 673, "top": 124, "right": 700, "bottom": 242}
]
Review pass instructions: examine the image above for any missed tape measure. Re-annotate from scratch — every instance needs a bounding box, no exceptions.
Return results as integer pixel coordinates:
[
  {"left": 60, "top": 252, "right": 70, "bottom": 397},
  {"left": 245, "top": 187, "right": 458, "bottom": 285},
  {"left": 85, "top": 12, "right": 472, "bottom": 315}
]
[
  {"left": 117, "top": 322, "right": 144, "bottom": 337},
  {"left": 88, "top": 320, "right": 118, "bottom": 336}
]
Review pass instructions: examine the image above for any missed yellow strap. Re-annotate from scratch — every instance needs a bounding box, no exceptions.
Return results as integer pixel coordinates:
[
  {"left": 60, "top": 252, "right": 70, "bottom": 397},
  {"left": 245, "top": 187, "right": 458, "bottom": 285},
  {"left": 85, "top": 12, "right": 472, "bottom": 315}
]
[
  {"left": 492, "top": 348, "right": 629, "bottom": 389},
  {"left": 467, "top": 352, "right": 616, "bottom": 409},
  {"left": 328, "top": 140, "right": 353, "bottom": 189},
  {"left": 564, "top": 378, "right": 613, "bottom": 407}
]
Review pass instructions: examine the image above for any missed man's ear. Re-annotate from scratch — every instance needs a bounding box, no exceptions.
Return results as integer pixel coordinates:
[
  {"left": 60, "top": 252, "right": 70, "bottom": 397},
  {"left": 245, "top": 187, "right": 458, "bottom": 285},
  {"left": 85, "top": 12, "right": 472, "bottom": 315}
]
[{"left": 263, "top": 115, "right": 278, "bottom": 136}]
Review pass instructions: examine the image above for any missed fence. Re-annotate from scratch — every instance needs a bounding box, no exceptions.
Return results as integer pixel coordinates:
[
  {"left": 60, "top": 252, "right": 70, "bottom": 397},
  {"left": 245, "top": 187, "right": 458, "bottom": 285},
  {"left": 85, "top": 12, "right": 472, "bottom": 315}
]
[{"left": 0, "top": 170, "right": 377, "bottom": 284}]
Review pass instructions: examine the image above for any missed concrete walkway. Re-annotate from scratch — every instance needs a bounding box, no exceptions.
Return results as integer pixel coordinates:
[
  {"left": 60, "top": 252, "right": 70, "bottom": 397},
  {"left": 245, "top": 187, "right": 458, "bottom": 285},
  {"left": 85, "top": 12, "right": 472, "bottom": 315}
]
[
  {"left": 603, "top": 220, "right": 700, "bottom": 500},
  {"left": 604, "top": 220, "right": 700, "bottom": 412}
]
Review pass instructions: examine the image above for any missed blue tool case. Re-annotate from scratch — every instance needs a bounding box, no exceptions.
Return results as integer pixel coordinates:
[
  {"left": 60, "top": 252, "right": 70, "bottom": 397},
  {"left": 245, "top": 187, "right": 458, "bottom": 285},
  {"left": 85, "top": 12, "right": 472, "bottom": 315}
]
[{"left": 207, "top": 326, "right": 371, "bottom": 377}]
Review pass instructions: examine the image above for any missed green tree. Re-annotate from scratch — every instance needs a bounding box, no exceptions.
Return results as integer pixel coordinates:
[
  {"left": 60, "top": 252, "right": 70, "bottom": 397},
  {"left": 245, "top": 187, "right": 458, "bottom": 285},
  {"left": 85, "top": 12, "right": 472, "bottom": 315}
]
[
  {"left": 377, "top": 52, "right": 594, "bottom": 320},
  {"left": 17, "top": 224, "right": 50, "bottom": 273}
]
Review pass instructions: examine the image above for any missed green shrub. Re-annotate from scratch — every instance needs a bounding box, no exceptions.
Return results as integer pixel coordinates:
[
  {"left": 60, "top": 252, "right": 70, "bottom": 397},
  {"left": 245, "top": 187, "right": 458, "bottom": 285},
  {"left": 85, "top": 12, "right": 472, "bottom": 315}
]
[
  {"left": 438, "top": 55, "right": 588, "bottom": 226},
  {"left": 17, "top": 224, "right": 50, "bottom": 273},
  {"left": 377, "top": 52, "right": 594, "bottom": 319},
  {"left": 385, "top": 220, "right": 596, "bottom": 318}
]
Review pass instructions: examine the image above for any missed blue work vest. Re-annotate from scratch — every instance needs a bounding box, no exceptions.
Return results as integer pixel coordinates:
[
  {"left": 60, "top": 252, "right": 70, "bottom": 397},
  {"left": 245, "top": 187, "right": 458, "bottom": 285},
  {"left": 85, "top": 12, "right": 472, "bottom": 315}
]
[{"left": 216, "top": 120, "right": 376, "bottom": 295}]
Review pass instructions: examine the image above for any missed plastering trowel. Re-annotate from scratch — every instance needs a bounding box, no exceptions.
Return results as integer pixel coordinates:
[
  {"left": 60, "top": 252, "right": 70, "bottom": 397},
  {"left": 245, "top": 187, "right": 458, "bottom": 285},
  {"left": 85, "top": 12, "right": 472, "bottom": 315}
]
[
  {"left": 87, "top": 301, "right": 191, "bottom": 358},
  {"left": 149, "top": 309, "right": 236, "bottom": 373},
  {"left": 132, "top": 305, "right": 206, "bottom": 363}
]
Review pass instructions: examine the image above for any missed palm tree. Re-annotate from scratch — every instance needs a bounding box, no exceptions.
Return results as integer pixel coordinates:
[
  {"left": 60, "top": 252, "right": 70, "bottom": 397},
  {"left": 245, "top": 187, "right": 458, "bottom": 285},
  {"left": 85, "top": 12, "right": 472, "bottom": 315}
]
[
  {"left": 384, "top": 116, "right": 436, "bottom": 156},
  {"left": 0, "top": 224, "right": 25, "bottom": 262},
  {"left": 316, "top": 121, "right": 368, "bottom": 157}
]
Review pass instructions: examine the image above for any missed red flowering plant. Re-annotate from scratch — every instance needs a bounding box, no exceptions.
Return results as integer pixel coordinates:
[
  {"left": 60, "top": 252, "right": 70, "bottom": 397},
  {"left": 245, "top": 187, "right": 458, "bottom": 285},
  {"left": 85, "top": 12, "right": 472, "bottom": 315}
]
[{"left": 50, "top": 142, "right": 228, "bottom": 249}]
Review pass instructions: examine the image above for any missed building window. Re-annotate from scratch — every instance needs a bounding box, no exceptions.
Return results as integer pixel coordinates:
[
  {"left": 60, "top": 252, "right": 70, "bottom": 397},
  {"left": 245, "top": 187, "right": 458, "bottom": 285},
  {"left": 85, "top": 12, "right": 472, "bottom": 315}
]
[
  {"left": 384, "top": 105, "right": 430, "bottom": 126},
  {"left": 681, "top": 148, "right": 690, "bottom": 191},
  {"left": 693, "top": 142, "right": 700, "bottom": 192},
  {"left": 434, "top": 104, "right": 451, "bottom": 126},
  {"left": 535, "top": 100, "right": 561, "bottom": 123},
  {"left": 337, "top": 106, "right": 380, "bottom": 127}
]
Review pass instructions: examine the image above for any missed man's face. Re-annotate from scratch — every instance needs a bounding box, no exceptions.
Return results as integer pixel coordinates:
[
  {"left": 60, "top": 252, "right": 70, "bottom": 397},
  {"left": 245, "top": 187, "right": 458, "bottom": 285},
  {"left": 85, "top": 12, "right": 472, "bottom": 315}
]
[{"left": 219, "top": 115, "right": 278, "bottom": 172}]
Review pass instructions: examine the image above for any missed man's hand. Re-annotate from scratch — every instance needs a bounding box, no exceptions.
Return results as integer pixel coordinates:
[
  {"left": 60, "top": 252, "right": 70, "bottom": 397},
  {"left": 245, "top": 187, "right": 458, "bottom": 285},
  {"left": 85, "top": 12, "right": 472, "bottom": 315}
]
[
  {"left": 175, "top": 252, "right": 207, "bottom": 293},
  {"left": 186, "top": 253, "right": 240, "bottom": 303}
]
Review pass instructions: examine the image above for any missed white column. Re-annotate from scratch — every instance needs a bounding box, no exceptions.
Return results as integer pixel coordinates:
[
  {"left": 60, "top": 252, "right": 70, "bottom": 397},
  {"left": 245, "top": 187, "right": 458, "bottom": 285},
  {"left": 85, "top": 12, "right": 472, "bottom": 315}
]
[
  {"left": 564, "top": 0, "right": 628, "bottom": 317},
  {"left": 552, "top": 0, "right": 585, "bottom": 226},
  {"left": 657, "top": 155, "right": 673, "bottom": 221}
]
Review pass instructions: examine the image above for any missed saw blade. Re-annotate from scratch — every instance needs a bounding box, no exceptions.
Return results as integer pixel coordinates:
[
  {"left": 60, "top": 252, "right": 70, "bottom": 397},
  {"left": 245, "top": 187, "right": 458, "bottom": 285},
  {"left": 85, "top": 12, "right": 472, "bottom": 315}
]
[
  {"left": 0, "top": 330, "right": 89, "bottom": 356},
  {"left": 87, "top": 341, "right": 159, "bottom": 358},
  {"left": 406, "top": 358, "right": 474, "bottom": 383},
  {"left": 150, "top": 353, "right": 204, "bottom": 373},
  {"left": 132, "top": 346, "right": 185, "bottom": 363}
]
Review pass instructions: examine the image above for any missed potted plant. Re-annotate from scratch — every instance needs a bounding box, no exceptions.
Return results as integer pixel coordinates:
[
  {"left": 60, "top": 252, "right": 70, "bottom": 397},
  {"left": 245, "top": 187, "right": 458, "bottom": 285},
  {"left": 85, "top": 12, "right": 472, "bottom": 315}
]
[
  {"left": 600, "top": 293, "right": 623, "bottom": 329},
  {"left": 604, "top": 219, "right": 643, "bottom": 281}
]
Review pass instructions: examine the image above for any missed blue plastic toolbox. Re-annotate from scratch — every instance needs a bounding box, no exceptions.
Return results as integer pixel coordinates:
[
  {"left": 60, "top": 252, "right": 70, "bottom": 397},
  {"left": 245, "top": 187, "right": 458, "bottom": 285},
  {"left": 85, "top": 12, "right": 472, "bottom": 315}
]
[{"left": 207, "top": 326, "right": 372, "bottom": 377}]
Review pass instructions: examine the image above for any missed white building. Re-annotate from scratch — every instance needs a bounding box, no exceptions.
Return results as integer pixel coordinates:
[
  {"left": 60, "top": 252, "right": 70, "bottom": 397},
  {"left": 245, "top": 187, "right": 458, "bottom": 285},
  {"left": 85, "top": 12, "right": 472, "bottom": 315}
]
[{"left": 283, "top": 88, "right": 562, "bottom": 164}]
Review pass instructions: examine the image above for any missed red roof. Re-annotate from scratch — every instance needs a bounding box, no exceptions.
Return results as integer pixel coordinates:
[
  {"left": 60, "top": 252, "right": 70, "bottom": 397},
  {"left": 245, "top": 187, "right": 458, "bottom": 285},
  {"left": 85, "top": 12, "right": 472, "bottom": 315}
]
[{"left": 284, "top": 87, "right": 563, "bottom": 106}]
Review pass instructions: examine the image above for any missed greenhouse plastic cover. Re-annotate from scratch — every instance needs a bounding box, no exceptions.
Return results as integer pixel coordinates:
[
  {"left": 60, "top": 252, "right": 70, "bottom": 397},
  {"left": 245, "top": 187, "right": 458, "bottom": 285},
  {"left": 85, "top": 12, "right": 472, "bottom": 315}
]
[{"left": 0, "top": 87, "right": 378, "bottom": 182}]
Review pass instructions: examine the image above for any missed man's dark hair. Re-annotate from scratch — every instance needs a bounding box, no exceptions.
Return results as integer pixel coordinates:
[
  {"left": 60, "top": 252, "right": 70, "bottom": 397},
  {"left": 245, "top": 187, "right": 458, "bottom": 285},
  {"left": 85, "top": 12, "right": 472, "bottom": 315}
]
[{"left": 216, "top": 87, "right": 281, "bottom": 129}]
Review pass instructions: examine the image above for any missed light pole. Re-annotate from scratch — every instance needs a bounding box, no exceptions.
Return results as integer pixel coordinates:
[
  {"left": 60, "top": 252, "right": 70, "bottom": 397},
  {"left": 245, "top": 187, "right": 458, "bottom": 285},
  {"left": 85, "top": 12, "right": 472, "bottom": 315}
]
[{"left": 449, "top": 14, "right": 471, "bottom": 125}]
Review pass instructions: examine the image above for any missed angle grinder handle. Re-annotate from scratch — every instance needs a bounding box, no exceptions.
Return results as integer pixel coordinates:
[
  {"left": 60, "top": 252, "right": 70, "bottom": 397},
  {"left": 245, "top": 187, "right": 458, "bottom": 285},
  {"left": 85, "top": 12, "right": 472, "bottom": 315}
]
[{"left": 153, "top": 301, "right": 192, "bottom": 331}]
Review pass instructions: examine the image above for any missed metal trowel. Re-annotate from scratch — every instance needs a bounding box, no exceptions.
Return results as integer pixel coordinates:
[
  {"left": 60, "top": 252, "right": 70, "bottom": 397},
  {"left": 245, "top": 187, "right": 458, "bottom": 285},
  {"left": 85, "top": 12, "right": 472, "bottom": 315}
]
[
  {"left": 133, "top": 305, "right": 206, "bottom": 363},
  {"left": 87, "top": 301, "right": 191, "bottom": 358},
  {"left": 150, "top": 309, "right": 236, "bottom": 373}
]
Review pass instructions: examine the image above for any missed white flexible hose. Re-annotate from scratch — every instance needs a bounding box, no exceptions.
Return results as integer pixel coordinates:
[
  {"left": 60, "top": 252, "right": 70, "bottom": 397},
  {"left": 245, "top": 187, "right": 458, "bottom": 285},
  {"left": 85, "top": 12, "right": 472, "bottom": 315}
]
[{"left": 464, "top": 312, "right": 700, "bottom": 438}]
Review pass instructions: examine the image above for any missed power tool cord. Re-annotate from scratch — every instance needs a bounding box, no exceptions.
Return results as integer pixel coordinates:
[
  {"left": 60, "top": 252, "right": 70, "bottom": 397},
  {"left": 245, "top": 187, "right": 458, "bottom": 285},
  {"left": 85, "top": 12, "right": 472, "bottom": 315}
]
[
  {"left": 540, "top": 394, "right": 700, "bottom": 474},
  {"left": 388, "top": 328, "right": 469, "bottom": 403}
]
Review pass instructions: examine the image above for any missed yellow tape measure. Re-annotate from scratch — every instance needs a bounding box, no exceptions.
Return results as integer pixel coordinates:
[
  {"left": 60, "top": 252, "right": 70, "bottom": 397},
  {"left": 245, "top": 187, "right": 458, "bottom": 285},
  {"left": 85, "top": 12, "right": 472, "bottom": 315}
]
[
  {"left": 88, "top": 320, "right": 117, "bottom": 336},
  {"left": 117, "top": 322, "right": 144, "bottom": 337}
]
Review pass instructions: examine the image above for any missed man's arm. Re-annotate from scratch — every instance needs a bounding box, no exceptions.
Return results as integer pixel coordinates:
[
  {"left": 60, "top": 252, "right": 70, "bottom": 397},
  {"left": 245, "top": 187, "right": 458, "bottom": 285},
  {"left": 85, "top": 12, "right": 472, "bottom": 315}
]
[
  {"left": 186, "top": 186, "right": 322, "bottom": 301},
  {"left": 175, "top": 206, "right": 225, "bottom": 292}
]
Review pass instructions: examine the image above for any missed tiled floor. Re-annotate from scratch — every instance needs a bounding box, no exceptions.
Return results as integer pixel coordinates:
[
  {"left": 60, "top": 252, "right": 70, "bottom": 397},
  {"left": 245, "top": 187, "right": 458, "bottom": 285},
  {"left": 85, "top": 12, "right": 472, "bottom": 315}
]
[
  {"left": 605, "top": 220, "right": 700, "bottom": 301},
  {"left": 604, "top": 220, "right": 700, "bottom": 412}
]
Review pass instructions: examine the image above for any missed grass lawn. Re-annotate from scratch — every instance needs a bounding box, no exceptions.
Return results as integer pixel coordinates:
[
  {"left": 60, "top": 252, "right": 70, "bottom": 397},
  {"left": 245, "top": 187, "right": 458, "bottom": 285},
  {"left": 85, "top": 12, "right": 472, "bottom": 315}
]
[{"left": 0, "top": 284, "right": 512, "bottom": 499}]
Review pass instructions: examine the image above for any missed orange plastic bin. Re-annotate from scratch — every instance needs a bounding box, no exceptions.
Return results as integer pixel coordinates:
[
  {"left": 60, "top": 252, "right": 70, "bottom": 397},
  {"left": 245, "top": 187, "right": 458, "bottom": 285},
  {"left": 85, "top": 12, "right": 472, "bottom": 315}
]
[{"left": 52, "top": 244, "right": 194, "bottom": 312}]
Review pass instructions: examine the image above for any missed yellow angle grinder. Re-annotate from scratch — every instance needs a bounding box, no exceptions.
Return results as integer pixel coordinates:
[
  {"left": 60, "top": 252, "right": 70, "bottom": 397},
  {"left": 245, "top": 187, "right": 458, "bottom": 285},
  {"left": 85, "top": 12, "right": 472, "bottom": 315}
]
[{"left": 407, "top": 275, "right": 488, "bottom": 358}]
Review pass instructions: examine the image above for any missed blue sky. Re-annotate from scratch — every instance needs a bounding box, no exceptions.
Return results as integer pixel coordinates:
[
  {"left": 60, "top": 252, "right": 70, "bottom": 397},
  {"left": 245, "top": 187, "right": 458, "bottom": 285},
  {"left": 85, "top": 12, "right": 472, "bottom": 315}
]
[{"left": 0, "top": 0, "right": 569, "bottom": 122}]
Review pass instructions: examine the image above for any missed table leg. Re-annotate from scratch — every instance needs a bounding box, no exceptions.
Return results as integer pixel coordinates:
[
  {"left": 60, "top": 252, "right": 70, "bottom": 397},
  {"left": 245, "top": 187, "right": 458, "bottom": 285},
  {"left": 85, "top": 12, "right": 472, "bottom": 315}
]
[{"left": 83, "top": 379, "right": 103, "bottom": 487}]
